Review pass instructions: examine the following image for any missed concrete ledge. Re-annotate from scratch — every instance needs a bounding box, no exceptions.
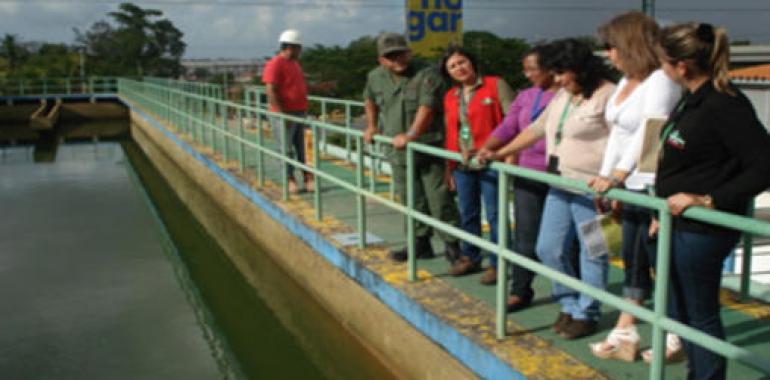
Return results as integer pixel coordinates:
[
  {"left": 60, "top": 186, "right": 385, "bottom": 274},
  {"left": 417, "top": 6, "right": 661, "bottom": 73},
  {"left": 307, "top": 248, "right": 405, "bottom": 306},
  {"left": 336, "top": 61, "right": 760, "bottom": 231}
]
[{"left": 125, "top": 98, "right": 606, "bottom": 380}]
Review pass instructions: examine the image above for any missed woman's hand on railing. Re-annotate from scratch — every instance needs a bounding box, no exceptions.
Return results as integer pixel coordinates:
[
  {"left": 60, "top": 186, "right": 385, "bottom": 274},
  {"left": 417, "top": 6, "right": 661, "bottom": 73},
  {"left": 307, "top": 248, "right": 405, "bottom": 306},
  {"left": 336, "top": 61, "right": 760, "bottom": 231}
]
[
  {"left": 667, "top": 192, "right": 711, "bottom": 216},
  {"left": 476, "top": 147, "right": 497, "bottom": 165},
  {"left": 648, "top": 218, "right": 659, "bottom": 237},
  {"left": 588, "top": 176, "right": 614, "bottom": 193}
]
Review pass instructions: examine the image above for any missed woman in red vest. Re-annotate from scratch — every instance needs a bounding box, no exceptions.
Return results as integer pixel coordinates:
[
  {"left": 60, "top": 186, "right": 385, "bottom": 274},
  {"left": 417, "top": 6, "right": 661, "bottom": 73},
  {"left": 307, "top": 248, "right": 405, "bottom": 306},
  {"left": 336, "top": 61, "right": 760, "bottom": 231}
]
[{"left": 440, "top": 47, "right": 514, "bottom": 284}]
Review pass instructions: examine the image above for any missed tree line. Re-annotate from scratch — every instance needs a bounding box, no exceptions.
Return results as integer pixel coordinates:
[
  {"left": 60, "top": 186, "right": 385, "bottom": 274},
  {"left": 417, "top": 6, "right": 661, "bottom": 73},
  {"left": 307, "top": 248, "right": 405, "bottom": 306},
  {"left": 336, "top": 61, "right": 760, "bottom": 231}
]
[{"left": 0, "top": 2, "right": 185, "bottom": 79}]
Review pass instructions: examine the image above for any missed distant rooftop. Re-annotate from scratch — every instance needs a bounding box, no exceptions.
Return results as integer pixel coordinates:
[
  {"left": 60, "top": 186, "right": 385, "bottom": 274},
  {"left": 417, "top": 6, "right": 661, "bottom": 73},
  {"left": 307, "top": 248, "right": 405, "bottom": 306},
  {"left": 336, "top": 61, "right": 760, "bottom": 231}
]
[{"left": 730, "top": 63, "right": 770, "bottom": 84}]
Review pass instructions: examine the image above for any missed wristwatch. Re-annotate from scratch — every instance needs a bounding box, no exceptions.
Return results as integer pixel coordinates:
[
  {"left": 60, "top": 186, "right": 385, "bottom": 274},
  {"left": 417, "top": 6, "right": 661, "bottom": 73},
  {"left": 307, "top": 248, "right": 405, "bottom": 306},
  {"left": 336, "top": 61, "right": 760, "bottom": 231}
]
[
  {"left": 701, "top": 194, "right": 715, "bottom": 209},
  {"left": 405, "top": 129, "right": 418, "bottom": 139}
]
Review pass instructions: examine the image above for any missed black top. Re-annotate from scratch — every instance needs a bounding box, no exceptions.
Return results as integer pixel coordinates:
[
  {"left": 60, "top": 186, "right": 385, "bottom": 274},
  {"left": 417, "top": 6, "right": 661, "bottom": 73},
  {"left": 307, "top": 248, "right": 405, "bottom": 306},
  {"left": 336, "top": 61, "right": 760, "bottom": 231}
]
[{"left": 655, "top": 81, "right": 770, "bottom": 234}]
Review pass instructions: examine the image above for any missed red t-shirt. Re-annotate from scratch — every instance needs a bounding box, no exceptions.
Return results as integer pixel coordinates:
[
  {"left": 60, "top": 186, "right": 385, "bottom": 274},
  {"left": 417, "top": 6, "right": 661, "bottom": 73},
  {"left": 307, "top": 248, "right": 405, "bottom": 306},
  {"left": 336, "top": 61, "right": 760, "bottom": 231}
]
[{"left": 262, "top": 55, "right": 308, "bottom": 112}]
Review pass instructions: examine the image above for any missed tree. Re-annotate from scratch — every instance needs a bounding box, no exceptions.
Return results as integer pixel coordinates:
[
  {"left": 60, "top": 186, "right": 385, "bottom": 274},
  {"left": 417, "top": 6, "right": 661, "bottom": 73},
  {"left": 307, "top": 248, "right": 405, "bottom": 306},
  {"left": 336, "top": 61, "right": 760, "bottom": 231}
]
[
  {"left": 300, "top": 36, "right": 378, "bottom": 100},
  {"left": 76, "top": 2, "right": 186, "bottom": 77},
  {"left": 463, "top": 31, "right": 531, "bottom": 90},
  {"left": 0, "top": 34, "right": 29, "bottom": 76}
]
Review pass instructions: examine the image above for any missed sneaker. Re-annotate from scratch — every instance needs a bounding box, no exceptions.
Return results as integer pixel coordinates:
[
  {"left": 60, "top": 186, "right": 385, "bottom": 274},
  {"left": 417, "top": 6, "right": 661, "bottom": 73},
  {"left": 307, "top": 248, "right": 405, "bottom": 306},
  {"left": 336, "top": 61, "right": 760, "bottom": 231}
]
[
  {"left": 449, "top": 256, "right": 481, "bottom": 276},
  {"left": 444, "top": 241, "right": 461, "bottom": 264},
  {"left": 480, "top": 267, "right": 497, "bottom": 285},
  {"left": 559, "top": 319, "right": 598, "bottom": 340},
  {"left": 390, "top": 237, "right": 434, "bottom": 262}
]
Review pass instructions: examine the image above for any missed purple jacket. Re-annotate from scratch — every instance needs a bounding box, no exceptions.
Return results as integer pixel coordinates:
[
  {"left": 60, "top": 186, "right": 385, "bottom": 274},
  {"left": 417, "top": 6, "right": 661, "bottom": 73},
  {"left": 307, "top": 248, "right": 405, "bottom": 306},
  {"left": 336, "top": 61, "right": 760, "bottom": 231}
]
[{"left": 490, "top": 86, "right": 555, "bottom": 172}]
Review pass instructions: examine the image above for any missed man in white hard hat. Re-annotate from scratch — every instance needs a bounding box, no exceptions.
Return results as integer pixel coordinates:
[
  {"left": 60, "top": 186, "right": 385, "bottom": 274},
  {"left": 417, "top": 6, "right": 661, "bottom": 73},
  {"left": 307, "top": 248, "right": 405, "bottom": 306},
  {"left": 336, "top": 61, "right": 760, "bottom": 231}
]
[{"left": 262, "top": 28, "right": 312, "bottom": 193}]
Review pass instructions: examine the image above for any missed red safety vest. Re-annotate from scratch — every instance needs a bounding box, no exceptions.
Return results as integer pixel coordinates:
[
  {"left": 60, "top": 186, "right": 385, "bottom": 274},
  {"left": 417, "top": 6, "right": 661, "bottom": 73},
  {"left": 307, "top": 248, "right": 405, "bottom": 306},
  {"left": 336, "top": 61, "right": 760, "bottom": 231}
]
[{"left": 444, "top": 76, "right": 504, "bottom": 153}]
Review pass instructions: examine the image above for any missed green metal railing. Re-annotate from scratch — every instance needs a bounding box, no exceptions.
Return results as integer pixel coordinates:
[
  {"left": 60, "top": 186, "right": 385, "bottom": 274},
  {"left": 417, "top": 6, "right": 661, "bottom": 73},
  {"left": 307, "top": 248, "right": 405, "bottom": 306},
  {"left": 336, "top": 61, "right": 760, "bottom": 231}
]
[
  {"left": 0, "top": 77, "right": 118, "bottom": 96},
  {"left": 117, "top": 78, "right": 770, "bottom": 379}
]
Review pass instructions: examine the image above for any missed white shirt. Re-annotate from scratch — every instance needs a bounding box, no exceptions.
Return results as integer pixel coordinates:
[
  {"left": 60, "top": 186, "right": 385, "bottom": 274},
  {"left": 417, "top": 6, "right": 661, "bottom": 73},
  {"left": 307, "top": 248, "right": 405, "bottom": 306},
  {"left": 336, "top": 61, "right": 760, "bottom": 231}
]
[{"left": 599, "top": 69, "right": 681, "bottom": 190}]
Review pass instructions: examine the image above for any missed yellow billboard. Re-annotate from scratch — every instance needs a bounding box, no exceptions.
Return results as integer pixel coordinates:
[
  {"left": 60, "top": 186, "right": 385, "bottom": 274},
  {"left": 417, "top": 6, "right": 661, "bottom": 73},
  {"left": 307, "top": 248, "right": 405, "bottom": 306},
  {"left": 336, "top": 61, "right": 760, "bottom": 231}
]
[{"left": 406, "top": 0, "right": 463, "bottom": 57}]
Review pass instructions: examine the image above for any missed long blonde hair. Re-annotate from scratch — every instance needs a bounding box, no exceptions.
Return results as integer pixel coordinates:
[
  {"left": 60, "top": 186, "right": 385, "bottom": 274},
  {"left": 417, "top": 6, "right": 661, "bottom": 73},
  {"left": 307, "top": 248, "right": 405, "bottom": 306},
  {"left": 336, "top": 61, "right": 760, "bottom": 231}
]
[
  {"left": 598, "top": 11, "right": 660, "bottom": 79},
  {"left": 657, "top": 22, "right": 734, "bottom": 95}
]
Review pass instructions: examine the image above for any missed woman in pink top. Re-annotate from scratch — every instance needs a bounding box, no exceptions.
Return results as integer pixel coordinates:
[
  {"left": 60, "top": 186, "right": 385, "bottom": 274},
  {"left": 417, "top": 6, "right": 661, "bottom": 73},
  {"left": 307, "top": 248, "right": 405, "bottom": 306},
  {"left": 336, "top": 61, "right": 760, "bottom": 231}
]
[{"left": 477, "top": 43, "right": 559, "bottom": 311}]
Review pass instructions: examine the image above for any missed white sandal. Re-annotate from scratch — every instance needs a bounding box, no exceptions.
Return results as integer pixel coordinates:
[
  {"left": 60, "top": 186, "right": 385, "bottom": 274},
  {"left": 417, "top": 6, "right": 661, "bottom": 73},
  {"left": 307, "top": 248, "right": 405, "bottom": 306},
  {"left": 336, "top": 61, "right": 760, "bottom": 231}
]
[
  {"left": 589, "top": 325, "right": 640, "bottom": 362},
  {"left": 642, "top": 333, "right": 685, "bottom": 364}
]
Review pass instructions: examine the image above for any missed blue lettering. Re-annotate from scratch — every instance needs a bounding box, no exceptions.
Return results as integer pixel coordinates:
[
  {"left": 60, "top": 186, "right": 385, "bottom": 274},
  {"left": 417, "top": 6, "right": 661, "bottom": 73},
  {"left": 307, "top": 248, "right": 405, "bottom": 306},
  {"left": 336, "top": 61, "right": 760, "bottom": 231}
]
[
  {"left": 408, "top": 11, "right": 425, "bottom": 41},
  {"left": 428, "top": 12, "right": 448, "bottom": 32},
  {"left": 444, "top": 0, "right": 462, "bottom": 10}
]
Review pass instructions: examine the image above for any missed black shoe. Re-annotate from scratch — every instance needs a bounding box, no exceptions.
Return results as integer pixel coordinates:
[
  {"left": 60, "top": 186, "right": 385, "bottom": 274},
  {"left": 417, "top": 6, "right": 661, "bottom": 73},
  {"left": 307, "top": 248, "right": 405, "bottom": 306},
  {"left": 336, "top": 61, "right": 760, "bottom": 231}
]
[
  {"left": 558, "top": 319, "right": 598, "bottom": 340},
  {"left": 506, "top": 294, "right": 533, "bottom": 312},
  {"left": 444, "top": 241, "right": 461, "bottom": 264},
  {"left": 390, "top": 237, "right": 434, "bottom": 262}
]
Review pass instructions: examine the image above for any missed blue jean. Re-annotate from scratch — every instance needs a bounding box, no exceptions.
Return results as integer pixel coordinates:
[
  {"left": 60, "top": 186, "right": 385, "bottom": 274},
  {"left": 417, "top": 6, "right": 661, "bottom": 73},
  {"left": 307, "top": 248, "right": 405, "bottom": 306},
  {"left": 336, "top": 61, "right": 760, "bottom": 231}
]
[
  {"left": 668, "top": 229, "right": 738, "bottom": 380},
  {"left": 269, "top": 111, "right": 307, "bottom": 178},
  {"left": 536, "top": 188, "right": 608, "bottom": 321},
  {"left": 453, "top": 168, "right": 502, "bottom": 266},
  {"left": 620, "top": 199, "right": 655, "bottom": 300}
]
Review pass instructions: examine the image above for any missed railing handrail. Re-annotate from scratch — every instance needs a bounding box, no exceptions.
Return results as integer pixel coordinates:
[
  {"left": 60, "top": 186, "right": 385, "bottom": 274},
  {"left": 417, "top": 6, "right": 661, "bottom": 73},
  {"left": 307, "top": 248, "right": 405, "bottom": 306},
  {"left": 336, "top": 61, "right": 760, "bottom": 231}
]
[{"left": 117, "top": 77, "right": 770, "bottom": 378}]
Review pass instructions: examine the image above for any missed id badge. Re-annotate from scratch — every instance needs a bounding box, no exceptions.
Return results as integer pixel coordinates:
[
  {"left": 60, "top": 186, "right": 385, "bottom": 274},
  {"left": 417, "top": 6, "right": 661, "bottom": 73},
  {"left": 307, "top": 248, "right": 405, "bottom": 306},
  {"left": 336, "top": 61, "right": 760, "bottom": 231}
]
[{"left": 547, "top": 155, "right": 560, "bottom": 174}]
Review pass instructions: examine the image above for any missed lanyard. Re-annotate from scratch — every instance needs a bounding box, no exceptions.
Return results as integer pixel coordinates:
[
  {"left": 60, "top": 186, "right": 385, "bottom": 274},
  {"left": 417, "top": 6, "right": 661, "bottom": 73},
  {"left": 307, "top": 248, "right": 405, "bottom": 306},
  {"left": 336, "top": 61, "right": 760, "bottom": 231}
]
[
  {"left": 458, "top": 87, "right": 476, "bottom": 145},
  {"left": 530, "top": 89, "right": 545, "bottom": 122},
  {"left": 554, "top": 95, "right": 580, "bottom": 146}
]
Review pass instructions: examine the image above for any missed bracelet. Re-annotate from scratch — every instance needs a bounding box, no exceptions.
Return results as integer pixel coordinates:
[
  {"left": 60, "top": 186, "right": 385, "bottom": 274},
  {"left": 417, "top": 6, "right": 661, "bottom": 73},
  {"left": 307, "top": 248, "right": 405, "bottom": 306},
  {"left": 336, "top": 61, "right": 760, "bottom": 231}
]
[{"left": 405, "top": 129, "right": 418, "bottom": 139}]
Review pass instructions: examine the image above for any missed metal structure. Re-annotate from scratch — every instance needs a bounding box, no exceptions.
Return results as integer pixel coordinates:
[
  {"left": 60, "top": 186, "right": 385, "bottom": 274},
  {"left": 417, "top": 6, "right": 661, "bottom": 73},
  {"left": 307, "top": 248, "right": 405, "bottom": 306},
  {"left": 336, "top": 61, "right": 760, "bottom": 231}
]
[{"left": 116, "top": 78, "right": 770, "bottom": 379}]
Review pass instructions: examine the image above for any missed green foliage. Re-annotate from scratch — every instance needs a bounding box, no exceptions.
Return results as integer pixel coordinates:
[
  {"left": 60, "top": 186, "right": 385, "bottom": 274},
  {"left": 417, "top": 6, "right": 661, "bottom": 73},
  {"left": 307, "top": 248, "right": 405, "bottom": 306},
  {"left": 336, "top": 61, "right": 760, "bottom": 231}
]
[
  {"left": 462, "top": 31, "right": 531, "bottom": 90},
  {"left": 76, "top": 2, "right": 186, "bottom": 77},
  {"left": 299, "top": 36, "right": 378, "bottom": 100},
  {"left": 299, "top": 31, "right": 533, "bottom": 102}
]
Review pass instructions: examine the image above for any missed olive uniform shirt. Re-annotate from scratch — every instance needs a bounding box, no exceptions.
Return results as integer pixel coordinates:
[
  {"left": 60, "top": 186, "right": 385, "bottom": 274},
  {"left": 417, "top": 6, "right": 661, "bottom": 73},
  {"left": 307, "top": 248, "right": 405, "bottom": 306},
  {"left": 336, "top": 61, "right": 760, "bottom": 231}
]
[{"left": 363, "top": 64, "right": 445, "bottom": 164}]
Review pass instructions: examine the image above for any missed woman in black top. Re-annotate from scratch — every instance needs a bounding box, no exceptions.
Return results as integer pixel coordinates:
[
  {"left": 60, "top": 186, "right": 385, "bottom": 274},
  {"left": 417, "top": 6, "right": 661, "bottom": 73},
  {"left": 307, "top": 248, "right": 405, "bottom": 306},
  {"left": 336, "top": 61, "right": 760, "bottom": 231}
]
[{"left": 654, "top": 22, "right": 770, "bottom": 380}]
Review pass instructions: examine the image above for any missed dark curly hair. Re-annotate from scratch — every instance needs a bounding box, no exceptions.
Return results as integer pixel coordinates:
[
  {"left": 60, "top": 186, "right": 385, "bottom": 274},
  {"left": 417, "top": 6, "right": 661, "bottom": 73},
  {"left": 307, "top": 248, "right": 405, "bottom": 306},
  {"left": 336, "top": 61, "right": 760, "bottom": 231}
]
[
  {"left": 541, "top": 38, "right": 611, "bottom": 98},
  {"left": 439, "top": 46, "right": 479, "bottom": 82}
]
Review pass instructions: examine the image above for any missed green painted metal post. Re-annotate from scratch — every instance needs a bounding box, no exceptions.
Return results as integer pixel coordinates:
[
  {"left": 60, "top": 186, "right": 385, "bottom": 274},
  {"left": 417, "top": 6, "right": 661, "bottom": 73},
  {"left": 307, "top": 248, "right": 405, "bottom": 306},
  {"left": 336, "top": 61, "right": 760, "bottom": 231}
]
[
  {"left": 649, "top": 210, "right": 673, "bottom": 380},
  {"left": 321, "top": 100, "right": 328, "bottom": 155},
  {"left": 496, "top": 171, "right": 510, "bottom": 340},
  {"left": 256, "top": 108, "right": 265, "bottom": 187},
  {"left": 345, "top": 103, "right": 352, "bottom": 162},
  {"left": 238, "top": 107, "right": 246, "bottom": 174},
  {"left": 356, "top": 136, "right": 367, "bottom": 249},
  {"left": 741, "top": 199, "right": 756, "bottom": 301},
  {"left": 222, "top": 103, "right": 230, "bottom": 163},
  {"left": 407, "top": 146, "right": 417, "bottom": 282},
  {"left": 312, "top": 123, "right": 322, "bottom": 221},
  {"left": 281, "top": 118, "right": 289, "bottom": 201}
]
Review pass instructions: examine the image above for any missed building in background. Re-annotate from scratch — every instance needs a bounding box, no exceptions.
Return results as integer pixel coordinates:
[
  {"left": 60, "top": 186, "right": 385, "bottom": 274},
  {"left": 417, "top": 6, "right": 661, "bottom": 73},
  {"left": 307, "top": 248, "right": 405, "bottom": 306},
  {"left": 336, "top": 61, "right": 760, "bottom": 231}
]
[
  {"left": 181, "top": 59, "right": 265, "bottom": 83},
  {"left": 730, "top": 63, "right": 770, "bottom": 131}
]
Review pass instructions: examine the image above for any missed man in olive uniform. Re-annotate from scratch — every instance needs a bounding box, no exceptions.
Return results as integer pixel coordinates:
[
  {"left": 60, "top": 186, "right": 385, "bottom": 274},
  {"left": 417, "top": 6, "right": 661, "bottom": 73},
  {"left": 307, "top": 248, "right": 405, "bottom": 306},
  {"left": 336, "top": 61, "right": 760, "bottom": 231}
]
[{"left": 363, "top": 32, "right": 461, "bottom": 262}]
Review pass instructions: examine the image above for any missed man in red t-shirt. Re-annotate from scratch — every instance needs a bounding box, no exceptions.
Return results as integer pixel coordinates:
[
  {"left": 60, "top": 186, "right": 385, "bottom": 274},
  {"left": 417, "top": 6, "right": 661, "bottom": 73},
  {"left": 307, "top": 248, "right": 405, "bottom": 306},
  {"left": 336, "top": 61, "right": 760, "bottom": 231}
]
[{"left": 262, "top": 28, "right": 311, "bottom": 193}]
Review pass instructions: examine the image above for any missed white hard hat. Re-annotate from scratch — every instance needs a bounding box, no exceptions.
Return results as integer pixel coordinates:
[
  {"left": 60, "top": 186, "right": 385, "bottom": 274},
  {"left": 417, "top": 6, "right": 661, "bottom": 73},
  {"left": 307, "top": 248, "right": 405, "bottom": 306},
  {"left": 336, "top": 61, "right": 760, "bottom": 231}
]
[{"left": 279, "top": 29, "right": 302, "bottom": 45}]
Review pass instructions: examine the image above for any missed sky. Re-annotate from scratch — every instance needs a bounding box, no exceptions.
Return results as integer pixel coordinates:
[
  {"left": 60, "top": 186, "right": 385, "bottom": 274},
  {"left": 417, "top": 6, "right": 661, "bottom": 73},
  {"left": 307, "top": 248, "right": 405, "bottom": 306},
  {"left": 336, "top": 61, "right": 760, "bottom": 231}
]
[{"left": 1, "top": 0, "right": 769, "bottom": 59}]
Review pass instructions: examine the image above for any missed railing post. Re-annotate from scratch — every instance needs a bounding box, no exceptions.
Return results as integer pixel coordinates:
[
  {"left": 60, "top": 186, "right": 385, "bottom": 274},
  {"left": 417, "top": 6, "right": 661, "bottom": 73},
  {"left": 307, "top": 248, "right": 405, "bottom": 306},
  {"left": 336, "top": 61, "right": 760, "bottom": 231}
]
[
  {"left": 345, "top": 103, "right": 352, "bottom": 162},
  {"left": 649, "top": 210, "right": 673, "bottom": 380},
  {"left": 496, "top": 171, "right": 510, "bottom": 340},
  {"left": 281, "top": 117, "right": 289, "bottom": 201},
  {"left": 407, "top": 145, "right": 417, "bottom": 282},
  {"left": 222, "top": 102, "right": 230, "bottom": 163},
  {"left": 356, "top": 136, "right": 367, "bottom": 249},
  {"left": 256, "top": 108, "right": 265, "bottom": 187},
  {"left": 740, "top": 199, "right": 756, "bottom": 301},
  {"left": 238, "top": 107, "right": 246, "bottom": 174},
  {"left": 321, "top": 100, "right": 328, "bottom": 155},
  {"left": 312, "top": 123, "right": 322, "bottom": 221}
]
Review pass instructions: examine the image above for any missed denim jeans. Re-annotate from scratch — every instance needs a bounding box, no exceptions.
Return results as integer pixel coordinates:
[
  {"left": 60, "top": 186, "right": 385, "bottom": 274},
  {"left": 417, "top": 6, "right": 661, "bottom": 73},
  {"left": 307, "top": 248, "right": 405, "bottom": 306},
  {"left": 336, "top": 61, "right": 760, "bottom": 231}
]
[
  {"left": 453, "top": 168, "right": 502, "bottom": 266},
  {"left": 620, "top": 199, "right": 656, "bottom": 300},
  {"left": 536, "top": 188, "right": 608, "bottom": 321},
  {"left": 510, "top": 177, "right": 549, "bottom": 299},
  {"left": 668, "top": 229, "right": 738, "bottom": 380},
  {"left": 269, "top": 111, "right": 306, "bottom": 178}
]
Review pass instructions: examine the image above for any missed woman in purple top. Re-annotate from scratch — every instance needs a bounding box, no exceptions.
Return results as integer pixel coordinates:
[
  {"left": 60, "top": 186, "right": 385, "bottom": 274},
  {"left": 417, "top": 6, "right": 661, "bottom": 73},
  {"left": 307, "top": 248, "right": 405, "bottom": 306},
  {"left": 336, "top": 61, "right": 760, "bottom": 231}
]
[{"left": 477, "top": 43, "right": 560, "bottom": 312}]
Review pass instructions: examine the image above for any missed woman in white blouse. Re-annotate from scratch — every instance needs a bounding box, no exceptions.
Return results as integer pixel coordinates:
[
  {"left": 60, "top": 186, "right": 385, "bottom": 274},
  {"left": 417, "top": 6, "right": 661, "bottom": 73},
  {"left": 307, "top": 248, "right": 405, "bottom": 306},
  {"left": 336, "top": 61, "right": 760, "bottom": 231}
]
[{"left": 588, "top": 11, "right": 682, "bottom": 362}]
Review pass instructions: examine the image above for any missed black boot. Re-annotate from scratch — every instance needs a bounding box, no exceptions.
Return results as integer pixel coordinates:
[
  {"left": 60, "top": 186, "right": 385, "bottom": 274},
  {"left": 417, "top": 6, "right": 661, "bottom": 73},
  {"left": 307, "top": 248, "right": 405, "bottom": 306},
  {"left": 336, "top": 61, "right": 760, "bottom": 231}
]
[
  {"left": 444, "top": 241, "right": 461, "bottom": 264},
  {"left": 390, "top": 236, "right": 435, "bottom": 262}
]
